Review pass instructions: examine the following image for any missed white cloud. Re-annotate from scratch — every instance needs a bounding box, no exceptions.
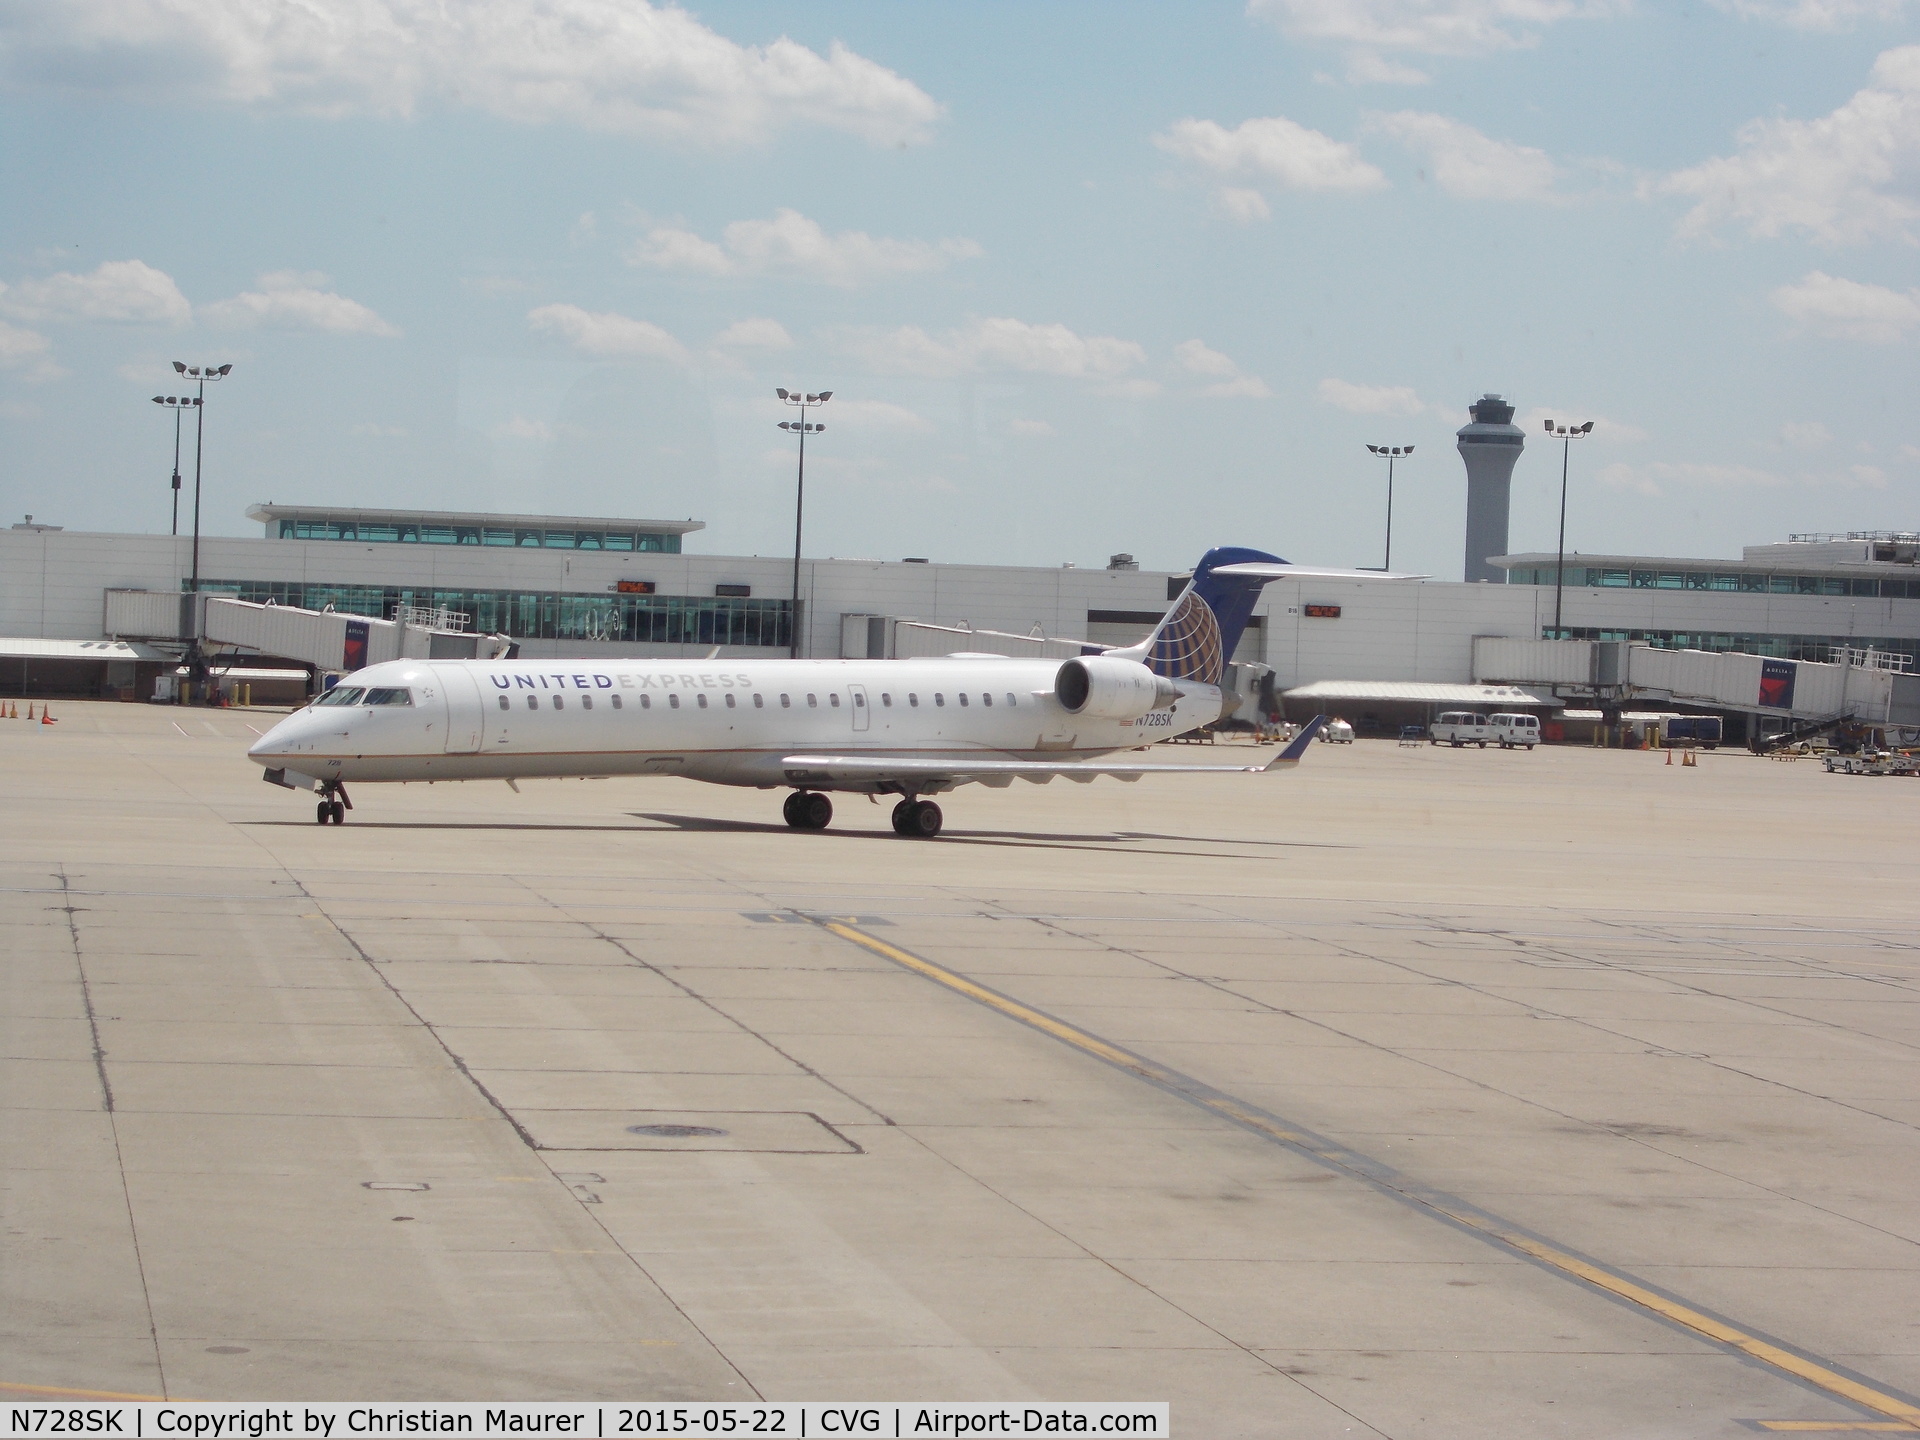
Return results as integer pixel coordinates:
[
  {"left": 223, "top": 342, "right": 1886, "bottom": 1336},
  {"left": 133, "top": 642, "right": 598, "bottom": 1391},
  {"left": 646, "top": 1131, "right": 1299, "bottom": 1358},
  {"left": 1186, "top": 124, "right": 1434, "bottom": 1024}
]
[
  {"left": 1317, "top": 377, "right": 1427, "bottom": 414},
  {"left": 1174, "top": 338, "right": 1271, "bottom": 397},
  {"left": 1780, "top": 420, "right": 1833, "bottom": 448},
  {"left": 1708, "top": 0, "right": 1910, "bottom": 29},
  {"left": 1770, "top": 270, "right": 1920, "bottom": 341},
  {"left": 201, "top": 271, "right": 400, "bottom": 335},
  {"left": 0, "top": 319, "right": 62, "bottom": 380},
  {"left": 0, "top": 259, "right": 189, "bottom": 325},
  {"left": 491, "top": 415, "right": 553, "bottom": 441},
  {"left": 527, "top": 303, "right": 690, "bottom": 362},
  {"left": 0, "top": 0, "right": 943, "bottom": 148},
  {"left": 1654, "top": 46, "right": 1920, "bottom": 245},
  {"left": 827, "top": 399, "right": 932, "bottom": 431},
  {"left": 631, "top": 209, "right": 982, "bottom": 286},
  {"left": 713, "top": 317, "right": 794, "bottom": 350},
  {"left": 1216, "top": 187, "right": 1272, "bottom": 222},
  {"left": 1367, "top": 111, "right": 1558, "bottom": 200},
  {"left": 1514, "top": 406, "right": 1649, "bottom": 442},
  {"left": 834, "top": 318, "right": 1147, "bottom": 381},
  {"left": 1598, "top": 460, "right": 1785, "bottom": 496},
  {"left": 1247, "top": 0, "right": 1623, "bottom": 58},
  {"left": 1154, "top": 116, "right": 1388, "bottom": 192}
]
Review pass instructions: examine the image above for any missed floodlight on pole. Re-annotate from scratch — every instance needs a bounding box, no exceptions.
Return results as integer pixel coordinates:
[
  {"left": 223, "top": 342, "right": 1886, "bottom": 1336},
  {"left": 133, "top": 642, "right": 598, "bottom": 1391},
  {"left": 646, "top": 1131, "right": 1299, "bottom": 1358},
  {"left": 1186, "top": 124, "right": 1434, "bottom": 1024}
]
[
  {"left": 777, "top": 386, "right": 832, "bottom": 658},
  {"left": 174, "top": 360, "right": 233, "bottom": 601},
  {"left": 1543, "top": 418, "right": 1593, "bottom": 637},
  {"left": 1366, "top": 442, "right": 1414, "bottom": 571},
  {"left": 150, "top": 393, "right": 199, "bottom": 535}
]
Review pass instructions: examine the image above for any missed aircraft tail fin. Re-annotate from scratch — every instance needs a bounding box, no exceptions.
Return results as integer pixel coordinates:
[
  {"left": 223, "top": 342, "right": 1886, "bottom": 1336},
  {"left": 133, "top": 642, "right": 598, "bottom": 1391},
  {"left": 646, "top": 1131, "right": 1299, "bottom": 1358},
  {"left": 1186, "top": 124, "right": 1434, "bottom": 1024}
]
[{"left": 1112, "top": 547, "right": 1288, "bottom": 686}]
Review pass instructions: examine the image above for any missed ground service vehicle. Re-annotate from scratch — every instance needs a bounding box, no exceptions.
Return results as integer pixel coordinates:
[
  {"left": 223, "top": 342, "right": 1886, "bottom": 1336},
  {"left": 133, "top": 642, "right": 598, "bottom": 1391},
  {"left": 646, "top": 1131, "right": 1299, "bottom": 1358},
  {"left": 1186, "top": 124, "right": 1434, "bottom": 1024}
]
[
  {"left": 1430, "top": 711, "right": 1492, "bottom": 747},
  {"left": 1489, "top": 712, "right": 1542, "bottom": 749},
  {"left": 1660, "top": 715, "right": 1723, "bottom": 750}
]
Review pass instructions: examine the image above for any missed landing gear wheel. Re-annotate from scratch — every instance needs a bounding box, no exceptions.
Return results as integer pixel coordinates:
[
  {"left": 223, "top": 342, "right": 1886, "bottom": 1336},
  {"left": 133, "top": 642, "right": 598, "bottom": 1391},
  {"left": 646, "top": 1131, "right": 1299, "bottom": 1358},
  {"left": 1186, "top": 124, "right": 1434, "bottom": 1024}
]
[
  {"left": 316, "top": 800, "right": 331, "bottom": 825},
  {"left": 784, "top": 791, "right": 832, "bottom": 829},
  {"left": 895, "top": 800, "right": 942, "bottom": 838},
  {"left": 331, "top": 800, "right": 346, "bottom": 824}
]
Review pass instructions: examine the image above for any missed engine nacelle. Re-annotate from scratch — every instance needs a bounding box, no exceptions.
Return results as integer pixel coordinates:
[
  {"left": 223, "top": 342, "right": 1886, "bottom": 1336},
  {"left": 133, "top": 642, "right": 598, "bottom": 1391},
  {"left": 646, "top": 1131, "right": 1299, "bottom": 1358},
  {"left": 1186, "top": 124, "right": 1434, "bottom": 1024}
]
[{"left": 1054, "top": 656, "right": 1178, "bottom": 720}]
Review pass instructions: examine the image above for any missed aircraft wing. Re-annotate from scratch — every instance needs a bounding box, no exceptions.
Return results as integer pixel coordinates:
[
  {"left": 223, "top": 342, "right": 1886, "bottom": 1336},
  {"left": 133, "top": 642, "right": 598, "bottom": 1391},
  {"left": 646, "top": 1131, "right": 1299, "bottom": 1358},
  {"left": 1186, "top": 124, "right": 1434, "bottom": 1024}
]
[
  {"left": 1209, "top": 562, "right": 1431, "bottom": 581},
  {"left": 782, "top": 717, "right": 1327, "bottom": 788}
]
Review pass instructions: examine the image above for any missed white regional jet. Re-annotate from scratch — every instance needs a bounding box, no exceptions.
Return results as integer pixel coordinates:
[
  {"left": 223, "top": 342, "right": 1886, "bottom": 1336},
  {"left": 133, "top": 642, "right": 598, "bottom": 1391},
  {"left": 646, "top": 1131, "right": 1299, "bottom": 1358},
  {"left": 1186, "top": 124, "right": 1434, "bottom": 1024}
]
[{"left": 247, "top": 547, "right": 1408, "bottom": 836}]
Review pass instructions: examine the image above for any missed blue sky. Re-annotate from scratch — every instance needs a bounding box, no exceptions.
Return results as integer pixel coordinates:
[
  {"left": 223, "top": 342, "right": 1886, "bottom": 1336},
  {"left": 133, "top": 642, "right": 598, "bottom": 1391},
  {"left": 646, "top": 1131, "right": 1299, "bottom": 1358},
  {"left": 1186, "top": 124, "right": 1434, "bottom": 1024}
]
[{"left": 2, "top": 0, "right": 1917, "bottom": 578}]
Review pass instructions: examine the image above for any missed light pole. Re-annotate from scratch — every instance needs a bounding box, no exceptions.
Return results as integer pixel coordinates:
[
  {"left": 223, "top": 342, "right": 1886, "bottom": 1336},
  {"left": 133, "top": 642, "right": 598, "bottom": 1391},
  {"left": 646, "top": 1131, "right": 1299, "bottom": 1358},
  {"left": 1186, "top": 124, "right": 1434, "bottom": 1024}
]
[
  {"left": 1364, "top": 443, "right": 1413, "bottom": 570},
  {"left": 1543, "top": 419, "right": 1593, "bottom": 637},
  {"left": 150, "top": 393, "right": 199, "bottom": 535},
  {"left": 776, "top": 387, "right": 830, "bottom": 659},
  {"left": 173, "top": 360, "right": 233, "bottom": 597}
]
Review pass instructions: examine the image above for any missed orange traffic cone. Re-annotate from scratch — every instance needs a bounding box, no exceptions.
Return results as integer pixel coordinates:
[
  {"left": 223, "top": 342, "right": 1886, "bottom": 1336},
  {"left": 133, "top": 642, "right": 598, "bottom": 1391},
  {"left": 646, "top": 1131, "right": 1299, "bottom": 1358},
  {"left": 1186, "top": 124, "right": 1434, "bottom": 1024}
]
[
  {"left": 26, "top": 703, "right": 35, "bottom": 721},
  {"left": 1665, "top": 747, "right": 1672, "bottom": 766},
  {"left": 42, "top": 703, "right": 56, "bottom": 724}
]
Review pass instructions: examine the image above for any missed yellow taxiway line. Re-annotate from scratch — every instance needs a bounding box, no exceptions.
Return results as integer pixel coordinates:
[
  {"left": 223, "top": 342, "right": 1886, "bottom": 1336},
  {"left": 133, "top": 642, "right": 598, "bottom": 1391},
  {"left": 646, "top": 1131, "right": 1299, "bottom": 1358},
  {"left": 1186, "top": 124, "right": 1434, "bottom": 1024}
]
[{"left": 819, "top": 917, "right": 1920, "bottom": 1430}]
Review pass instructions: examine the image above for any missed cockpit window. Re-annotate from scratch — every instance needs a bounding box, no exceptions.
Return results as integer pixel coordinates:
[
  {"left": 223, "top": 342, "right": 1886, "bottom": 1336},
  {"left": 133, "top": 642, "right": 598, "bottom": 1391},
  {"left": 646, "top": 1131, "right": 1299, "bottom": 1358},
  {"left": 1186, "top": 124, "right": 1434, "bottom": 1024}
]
[
  {"left": 316, "top": 687, "right": 365, "bottom": 707},
  {"left": 363, "top": 687, "right": 414, "bottom": 706}
]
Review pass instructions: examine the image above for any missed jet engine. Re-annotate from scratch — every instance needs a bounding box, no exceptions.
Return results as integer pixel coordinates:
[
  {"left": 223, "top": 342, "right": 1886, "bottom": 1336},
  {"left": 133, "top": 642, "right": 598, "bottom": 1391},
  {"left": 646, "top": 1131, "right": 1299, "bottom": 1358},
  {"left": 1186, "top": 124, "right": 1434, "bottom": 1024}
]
[{"left": 1053, "top": 656, "right": 1179, "bottom": 721}]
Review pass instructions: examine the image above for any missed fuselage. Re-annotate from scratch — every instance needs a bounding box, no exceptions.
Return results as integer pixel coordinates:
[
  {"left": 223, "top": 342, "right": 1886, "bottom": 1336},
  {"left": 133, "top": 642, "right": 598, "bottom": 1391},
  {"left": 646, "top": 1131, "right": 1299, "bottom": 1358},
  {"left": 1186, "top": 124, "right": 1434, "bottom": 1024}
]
[{"left": 246, "top": 655, "right": 1220, "bottom": 791}]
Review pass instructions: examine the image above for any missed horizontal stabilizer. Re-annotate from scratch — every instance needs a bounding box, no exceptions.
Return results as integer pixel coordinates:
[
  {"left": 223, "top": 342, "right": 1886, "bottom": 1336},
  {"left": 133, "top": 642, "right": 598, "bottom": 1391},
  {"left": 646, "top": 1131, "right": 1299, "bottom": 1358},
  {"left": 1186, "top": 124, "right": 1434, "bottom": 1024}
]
[{"left": 1210, "top": 563, "right": 1430, "bottom": 581}]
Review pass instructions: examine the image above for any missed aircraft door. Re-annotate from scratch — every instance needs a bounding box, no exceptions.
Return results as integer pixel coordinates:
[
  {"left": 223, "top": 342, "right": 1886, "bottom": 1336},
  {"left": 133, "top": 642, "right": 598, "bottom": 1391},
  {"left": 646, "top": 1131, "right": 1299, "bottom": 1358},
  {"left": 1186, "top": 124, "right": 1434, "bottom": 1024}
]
[
  {"left": 849, "top": 684, "right": 870, "bottom": 732},
  {"left": 439, "top": 666, "right": 484, "bottom": 754}
]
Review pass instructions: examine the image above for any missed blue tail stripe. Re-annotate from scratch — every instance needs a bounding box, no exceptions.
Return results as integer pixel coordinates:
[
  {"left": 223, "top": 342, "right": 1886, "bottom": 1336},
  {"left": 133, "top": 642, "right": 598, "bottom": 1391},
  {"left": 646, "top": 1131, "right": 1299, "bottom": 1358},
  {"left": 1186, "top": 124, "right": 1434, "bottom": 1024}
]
[{"left": 1189, "top": 546, "right": 1286, "bottom": 666}]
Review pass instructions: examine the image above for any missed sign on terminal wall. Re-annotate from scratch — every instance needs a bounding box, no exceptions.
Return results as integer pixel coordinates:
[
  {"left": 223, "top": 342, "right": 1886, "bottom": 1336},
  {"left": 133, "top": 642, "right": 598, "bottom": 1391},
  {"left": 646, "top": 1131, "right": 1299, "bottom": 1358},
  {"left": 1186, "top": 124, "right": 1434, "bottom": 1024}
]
[
  {"left": 1759, "top": 658, "right": 1797, "bottom": 710},
  {"left": 1304, "top": 603, "right": 1343, "bottom": 619}
]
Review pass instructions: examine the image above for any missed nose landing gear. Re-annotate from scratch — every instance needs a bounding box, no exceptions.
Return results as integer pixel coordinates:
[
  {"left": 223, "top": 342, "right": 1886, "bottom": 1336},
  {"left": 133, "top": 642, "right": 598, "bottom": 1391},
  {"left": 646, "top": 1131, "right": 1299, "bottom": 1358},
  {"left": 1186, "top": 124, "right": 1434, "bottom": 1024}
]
[
  {"left": 890, "top": 799, "right": 943, "bottom": 837},
  {"left": 782, "top": 790, "right": 833, "bottom": 829},
  {"left": 315, "top": 782, "right": 352, "bottom": 825}
]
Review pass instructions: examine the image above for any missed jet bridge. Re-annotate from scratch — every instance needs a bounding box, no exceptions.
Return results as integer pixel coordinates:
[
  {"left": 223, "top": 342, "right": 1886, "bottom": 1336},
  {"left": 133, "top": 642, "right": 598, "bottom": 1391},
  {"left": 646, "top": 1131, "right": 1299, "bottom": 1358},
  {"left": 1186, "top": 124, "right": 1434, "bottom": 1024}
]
[
  {"left": 105, "top": 590, "right": 513, "bottom": 681},
  {"left": 1472, "top": 637, "right": 1920, "bottom": 728}
]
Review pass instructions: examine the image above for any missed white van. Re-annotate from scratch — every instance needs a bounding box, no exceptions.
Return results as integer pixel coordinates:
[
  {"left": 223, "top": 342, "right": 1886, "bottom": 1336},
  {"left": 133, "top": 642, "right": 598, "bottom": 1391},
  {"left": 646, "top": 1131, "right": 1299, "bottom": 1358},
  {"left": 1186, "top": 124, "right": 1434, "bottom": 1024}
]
[
  {"left": 1489, "top": 712, "right": 1542, "bottom": 749},
  {"left": 1430, "top": 711, "right": 1493, "bottom": 747}
]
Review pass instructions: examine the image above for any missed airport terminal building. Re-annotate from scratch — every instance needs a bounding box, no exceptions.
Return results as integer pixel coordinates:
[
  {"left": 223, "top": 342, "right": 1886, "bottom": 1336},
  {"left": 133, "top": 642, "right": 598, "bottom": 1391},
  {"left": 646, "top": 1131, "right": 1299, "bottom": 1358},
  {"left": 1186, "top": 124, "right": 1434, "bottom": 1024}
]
[{"left": 3, "top": 502, "right": 1917, "bottom": 730}]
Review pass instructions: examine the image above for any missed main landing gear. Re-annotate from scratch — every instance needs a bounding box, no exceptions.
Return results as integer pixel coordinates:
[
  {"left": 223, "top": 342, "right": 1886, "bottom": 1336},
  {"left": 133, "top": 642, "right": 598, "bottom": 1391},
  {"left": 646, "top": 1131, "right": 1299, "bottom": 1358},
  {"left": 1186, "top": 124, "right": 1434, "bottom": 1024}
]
[
  {"left": 890, "top": 798, "right": 943, "bottom": 838},
  {"left": 781, "top": 790, "right": 943, "bottom": 837},
  {"left": 314, "top": 782, "right": 352, "bottom": 826},
  {"left": 783, "top": 790, "right": 834, "bottom": 830}
]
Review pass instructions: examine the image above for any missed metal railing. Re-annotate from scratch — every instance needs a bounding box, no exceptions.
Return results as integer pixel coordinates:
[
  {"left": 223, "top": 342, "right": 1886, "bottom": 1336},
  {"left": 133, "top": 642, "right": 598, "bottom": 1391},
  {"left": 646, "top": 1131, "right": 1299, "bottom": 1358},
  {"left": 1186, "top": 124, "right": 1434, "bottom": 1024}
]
[{"left": 393, "top": 604, "right": 471, "bottom": 632}]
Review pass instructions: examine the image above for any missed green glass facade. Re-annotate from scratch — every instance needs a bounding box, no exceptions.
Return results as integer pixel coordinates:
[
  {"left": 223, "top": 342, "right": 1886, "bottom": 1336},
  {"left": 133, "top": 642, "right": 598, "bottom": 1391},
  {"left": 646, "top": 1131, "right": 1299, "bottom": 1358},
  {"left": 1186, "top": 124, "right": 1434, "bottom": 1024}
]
[
  {"left": 1507, "top": 565, "right": 1920, "bottom": 599},
  {"left": 1542, "top": 625, "right": 1917, "bottom": 667},
  {"left": 274, "top": 518, "right": 681, "bottom": 552},
  {"left": 196, "top": 580, "right": 788, "bottom": 648}
]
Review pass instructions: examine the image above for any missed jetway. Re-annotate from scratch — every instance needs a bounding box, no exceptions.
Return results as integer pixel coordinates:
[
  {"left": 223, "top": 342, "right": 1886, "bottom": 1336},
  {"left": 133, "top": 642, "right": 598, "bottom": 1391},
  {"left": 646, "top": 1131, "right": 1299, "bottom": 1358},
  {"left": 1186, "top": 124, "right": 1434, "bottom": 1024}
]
[
  {"left": 1473, "top": 636, "right": 1920, "bottom": 727},
  {"left": 105, "top": 591, "right": 512, "bottom": 678}
]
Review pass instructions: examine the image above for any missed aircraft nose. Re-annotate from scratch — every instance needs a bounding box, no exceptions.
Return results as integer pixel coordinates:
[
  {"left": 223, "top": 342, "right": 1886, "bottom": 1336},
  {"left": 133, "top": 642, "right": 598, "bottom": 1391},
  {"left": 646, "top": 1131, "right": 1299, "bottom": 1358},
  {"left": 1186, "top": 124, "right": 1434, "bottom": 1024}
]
[{"left": 247, "top": 718, "right": 296, "bottom": 762}]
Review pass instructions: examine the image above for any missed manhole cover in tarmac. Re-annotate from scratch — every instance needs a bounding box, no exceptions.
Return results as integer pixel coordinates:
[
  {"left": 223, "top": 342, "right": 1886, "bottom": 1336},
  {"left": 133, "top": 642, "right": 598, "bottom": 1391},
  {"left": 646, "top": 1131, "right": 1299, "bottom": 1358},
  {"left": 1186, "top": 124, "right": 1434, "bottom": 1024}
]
[{"left": 627, "top": 1124, "right": 728, "bottom": 1138}]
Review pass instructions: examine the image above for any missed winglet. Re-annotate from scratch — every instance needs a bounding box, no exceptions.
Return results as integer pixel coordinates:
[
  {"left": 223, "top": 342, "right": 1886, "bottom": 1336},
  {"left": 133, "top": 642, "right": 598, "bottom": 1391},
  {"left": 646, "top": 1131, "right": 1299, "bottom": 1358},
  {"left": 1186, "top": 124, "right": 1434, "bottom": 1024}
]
[{"left": 1263, "top": 715, "right": 1327, "bottom": 770}]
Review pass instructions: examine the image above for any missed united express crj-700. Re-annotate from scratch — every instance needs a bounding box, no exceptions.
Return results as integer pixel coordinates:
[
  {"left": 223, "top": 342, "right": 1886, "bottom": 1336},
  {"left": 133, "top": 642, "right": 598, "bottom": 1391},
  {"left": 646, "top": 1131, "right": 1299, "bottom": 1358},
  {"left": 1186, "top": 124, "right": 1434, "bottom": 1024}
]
[{"left": 248, "top": 547, "right": 1415, "bottom": 836}]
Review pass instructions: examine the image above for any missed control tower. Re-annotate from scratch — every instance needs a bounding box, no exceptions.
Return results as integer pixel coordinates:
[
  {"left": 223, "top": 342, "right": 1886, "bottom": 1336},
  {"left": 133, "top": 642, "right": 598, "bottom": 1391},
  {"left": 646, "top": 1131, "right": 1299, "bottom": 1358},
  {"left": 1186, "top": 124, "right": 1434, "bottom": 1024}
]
[{"left": 1456, "top": 393, "right": 1524, "bottom": 583}]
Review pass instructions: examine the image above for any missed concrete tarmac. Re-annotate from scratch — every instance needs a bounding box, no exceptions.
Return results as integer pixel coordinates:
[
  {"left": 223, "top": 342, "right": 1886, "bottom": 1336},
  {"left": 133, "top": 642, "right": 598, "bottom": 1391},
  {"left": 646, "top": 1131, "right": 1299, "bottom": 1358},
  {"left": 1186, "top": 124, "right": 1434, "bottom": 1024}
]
[{"left": 3, "top": 701, "right": 1918, "bottom": 1436}]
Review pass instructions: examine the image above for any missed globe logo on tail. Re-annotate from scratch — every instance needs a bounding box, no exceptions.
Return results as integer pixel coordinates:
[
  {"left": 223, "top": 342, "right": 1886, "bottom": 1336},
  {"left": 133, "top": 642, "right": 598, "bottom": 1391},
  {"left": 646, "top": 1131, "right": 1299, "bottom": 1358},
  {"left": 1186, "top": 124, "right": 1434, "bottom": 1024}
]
[{"left": 1146, "top": 591, "right": 1224, "bottom": 687}]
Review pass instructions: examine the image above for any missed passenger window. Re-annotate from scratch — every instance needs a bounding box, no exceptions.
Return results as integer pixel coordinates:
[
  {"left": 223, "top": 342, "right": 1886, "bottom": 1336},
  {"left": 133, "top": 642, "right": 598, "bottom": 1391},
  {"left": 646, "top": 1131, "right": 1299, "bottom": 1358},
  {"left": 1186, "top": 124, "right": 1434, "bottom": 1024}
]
[
  {"left": 640, "top": 695, "right": 650, "bottom": 709},
  {"left": 982, "top": 693, "right": 992, "bottom": 707},
  {"left": 829, "top": 693, "right": 841, "bottom": 708},
  {"left": 935, "top": 693, "right": 945, "bottom": 707},
  {"left": 497, "top": 695, "right": 509, "bottom": 710},
  {"left": 612, "top": 694, "right": 622, "bottom": 710},
  {"left": 754, "top": 693, "right": 764, "bottom": 708},
  {"left": 526, "top": 695, "right": 538, "bottom": 710},
  {"left": 697, "top": 694, "right": 708, "bottom": 708},
  {"left": 909, "top": 693, "right": 918, "bottom": 706},
  {"left": 853, "top": 693, "right": 865, "bottom": 707},
  {"left": 582, "top": 695, "right": 592, "bottom": 710},
  {"left": 807, "top": 694, "right": 818, "bottom": 707},
  {"left": 364, "top": 687, "right": 413, "bottom": 706},
  {"left": 1007, "top": 693, "right": 1016, "bottom": 707},
  {"left": 553, "top": 695, "right": 564, "bottom": 710},
  {"left": 781, "top": 694, "right": 791, "bottom": 707},
  {"left": 725, "top": 693, "right": 736, "bottom": 708},
  {"left": 669, "top": 694, "right": 680, "bottom": 709},
  {"left": 958, "top": 693, "right": 969, "bottom": 707},
  {"left": 881, "top": 693, "right": 892, "bottom": 707}
]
